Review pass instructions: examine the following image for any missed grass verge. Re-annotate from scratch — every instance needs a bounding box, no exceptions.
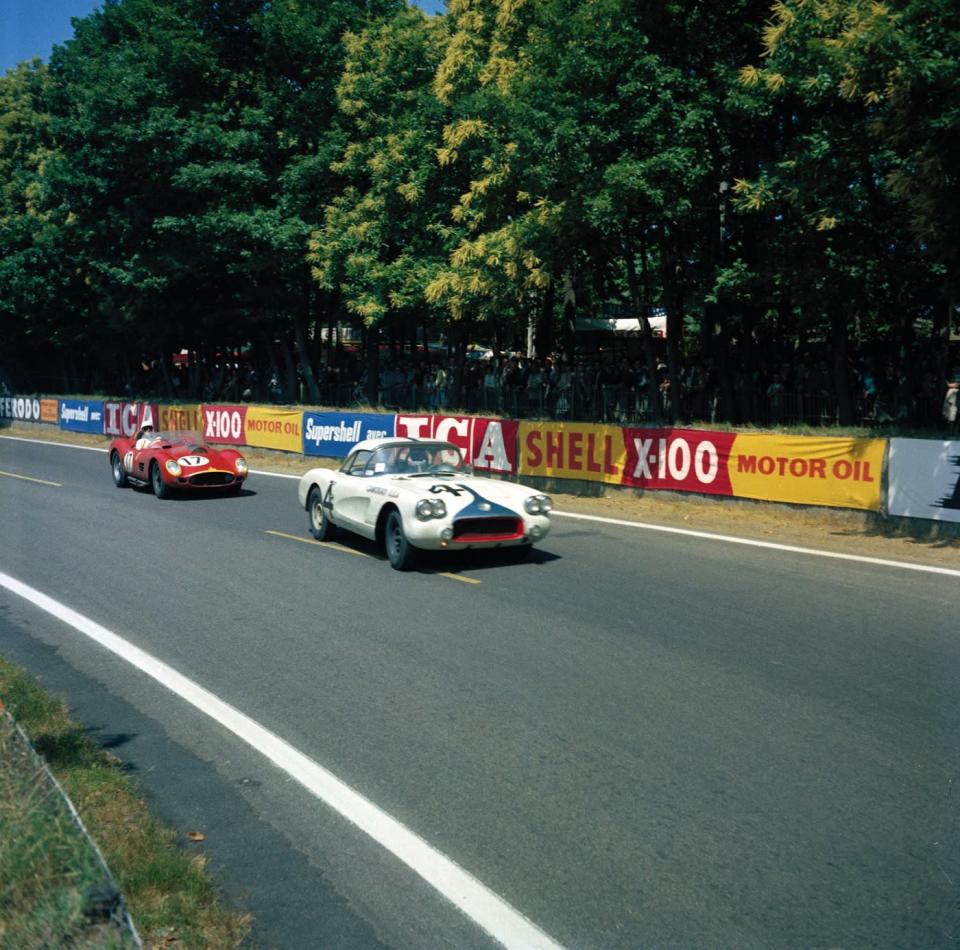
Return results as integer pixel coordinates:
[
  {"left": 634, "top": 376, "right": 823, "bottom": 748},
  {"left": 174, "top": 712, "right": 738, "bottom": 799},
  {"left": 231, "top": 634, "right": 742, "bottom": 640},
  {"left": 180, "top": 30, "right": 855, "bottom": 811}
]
[{"left": 0, "top": 655, "right": 251, "bottom": 948}]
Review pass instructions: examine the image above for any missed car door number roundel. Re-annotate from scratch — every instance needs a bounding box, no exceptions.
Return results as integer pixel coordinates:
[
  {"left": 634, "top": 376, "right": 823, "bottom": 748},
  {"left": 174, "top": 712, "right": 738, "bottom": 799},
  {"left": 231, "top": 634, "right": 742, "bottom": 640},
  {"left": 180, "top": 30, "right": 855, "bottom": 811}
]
[
  {"left": 124, "top": 451, "right": 134, "bottom": 472},
  {"left": 178, "top": 455, "right": 209, "bottom": 468}
]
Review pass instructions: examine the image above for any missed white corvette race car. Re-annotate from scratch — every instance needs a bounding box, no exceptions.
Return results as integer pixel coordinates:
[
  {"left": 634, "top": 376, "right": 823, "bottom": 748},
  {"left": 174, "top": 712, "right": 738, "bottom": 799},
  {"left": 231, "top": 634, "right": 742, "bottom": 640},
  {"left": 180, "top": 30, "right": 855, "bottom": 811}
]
[{"left": 297, "top": 437, "right": 553, "bottom": 570}]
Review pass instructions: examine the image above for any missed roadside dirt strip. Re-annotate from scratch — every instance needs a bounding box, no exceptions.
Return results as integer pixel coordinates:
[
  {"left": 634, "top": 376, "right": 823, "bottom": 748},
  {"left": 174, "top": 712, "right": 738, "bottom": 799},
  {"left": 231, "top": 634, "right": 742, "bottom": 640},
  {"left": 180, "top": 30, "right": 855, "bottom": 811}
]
[{"left": 2, "top": 425, "right": 957, "bottom": 572}]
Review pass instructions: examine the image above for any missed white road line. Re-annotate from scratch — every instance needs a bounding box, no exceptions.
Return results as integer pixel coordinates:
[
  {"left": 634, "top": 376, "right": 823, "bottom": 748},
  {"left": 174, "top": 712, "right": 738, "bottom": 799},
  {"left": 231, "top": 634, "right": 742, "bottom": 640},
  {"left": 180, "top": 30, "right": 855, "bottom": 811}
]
[
  {"left": 0, "top": 435, "right": 105, "bottom": 452},
  {"left": 553, "top": 510, "right": 960, "bottom": 578},
  {"left": 0, "top": 571, "right": 562, "bottom": 950}
]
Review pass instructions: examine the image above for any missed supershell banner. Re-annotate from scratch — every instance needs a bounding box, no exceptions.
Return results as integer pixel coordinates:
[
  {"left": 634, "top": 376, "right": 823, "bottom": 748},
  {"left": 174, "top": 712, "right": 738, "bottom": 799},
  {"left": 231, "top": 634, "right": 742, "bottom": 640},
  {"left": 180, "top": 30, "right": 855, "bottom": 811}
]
[
  {"left": 396, "top": 414, "right": 519, "bottom": 474},
  {"left": 59, "top": 399, "right": 105, "bottom": 434},
  {"left": 303, "top": 412, "right": 394, "bottom": 458},
  {"left": 887, "top": 438, "right": 960, "bottom": 522}
]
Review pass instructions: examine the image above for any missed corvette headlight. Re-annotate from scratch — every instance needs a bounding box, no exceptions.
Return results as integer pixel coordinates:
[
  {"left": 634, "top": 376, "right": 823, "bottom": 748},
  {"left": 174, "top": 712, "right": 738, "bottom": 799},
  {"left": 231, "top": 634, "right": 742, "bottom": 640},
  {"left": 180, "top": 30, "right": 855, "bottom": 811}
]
[
  {"left": 524, "top": 494, "right": 552, "bottom": 515},
  {"left": 165, "top": 460, "right": 182, "bottom": 477},
  {"left": 235, "top": 458, "right": 248, "bottom": 474},
  {"left": 416, "top": 499, "right": 447, "bottom": 520}
]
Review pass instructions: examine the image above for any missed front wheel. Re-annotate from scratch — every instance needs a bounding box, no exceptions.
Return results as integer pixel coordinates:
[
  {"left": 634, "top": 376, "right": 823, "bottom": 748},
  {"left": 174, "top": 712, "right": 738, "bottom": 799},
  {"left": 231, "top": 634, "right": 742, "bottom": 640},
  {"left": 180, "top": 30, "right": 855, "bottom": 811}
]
[
  {"left": 111, "top": 452, "right": 128, "bottom": 488},
  {"left": 307, "top": 486, "right": 335, "bottom": 540},
  {"left": 385, "top": 511, "right": 417, "bottom": 571},
  {"left": 151, "top": 461, "right": 169, "bottom": 499}
]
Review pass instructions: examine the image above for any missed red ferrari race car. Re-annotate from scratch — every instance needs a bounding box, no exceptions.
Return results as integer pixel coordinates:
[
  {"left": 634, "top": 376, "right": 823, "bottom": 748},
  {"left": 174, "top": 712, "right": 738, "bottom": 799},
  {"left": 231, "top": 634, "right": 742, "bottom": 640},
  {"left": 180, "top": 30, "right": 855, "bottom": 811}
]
[{"left": 109, "top": 427, "right": 248, "bottom": 498}]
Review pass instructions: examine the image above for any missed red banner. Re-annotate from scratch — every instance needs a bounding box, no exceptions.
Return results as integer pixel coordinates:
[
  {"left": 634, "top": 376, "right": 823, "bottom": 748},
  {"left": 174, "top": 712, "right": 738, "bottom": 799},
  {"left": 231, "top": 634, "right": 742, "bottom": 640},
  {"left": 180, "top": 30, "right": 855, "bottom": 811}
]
[
  {"left": 103, "top": 402, "right": 158, "bottom": 437},
  {"left": 622, "top": 427, "right": 737, "bottom": 496},
  {"left": 395, "top": 414, "right": 518, "bottom": 474},
  {"left": 201, "top": 405, "right": 247, "bottom": 444}
]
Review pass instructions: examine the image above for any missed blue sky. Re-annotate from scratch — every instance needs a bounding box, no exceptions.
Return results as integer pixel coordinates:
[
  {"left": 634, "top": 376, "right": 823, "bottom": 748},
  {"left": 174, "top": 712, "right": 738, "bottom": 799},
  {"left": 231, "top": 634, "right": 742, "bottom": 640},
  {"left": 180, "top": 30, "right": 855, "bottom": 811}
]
[{"left": 1, "top": 0, "right": 446, "bottom": 73}]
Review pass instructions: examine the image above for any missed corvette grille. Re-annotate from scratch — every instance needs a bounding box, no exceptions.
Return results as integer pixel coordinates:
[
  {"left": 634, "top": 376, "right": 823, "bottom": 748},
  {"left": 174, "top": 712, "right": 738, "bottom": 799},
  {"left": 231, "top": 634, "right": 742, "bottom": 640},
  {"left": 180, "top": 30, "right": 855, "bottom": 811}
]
[
  {"left": 452, "top": 517, "right": 523, "bottom": 542},
  {"left": 188, "top": 471, "right": 235, "bottom": 486}
]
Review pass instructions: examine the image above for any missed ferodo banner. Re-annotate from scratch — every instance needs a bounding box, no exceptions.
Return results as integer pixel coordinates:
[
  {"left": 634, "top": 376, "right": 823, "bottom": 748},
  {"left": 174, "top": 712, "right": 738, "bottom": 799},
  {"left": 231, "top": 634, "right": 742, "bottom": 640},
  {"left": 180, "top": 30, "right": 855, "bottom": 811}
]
[
  {"left": 202, "top": 405, "right": 246, "bottom": 445},
  {"left": 157, "top": 403, "right": 203, "bottom": 433},
  {"left": 0, "top": 395, "right": 42, "bottom": 422},
  {"left": 728, "top": 433, "right": 885, "bottom": 510},
  {"left": 303, "top": 411, "right": 394, "bottom": 457},
  {"left": 622, "top": 428, "right": 737, "bottom": 495},
  {"left": 244, "top": 406, "right": 302, "bottom": 452},
  {"left": 41, "top": 399, "right": 58, "bottom": 424},
  {"left": 887, "top": 438, "right": 960, "bottom": 522},
  {"left": 396, "top": 414, "right": 519, "bottom": 473},
  {"left": 520, "top": 422, "right": 625, "bottom": 484},
  {"left": 104, "top": 402, "right": 158, "bottom": 437}
]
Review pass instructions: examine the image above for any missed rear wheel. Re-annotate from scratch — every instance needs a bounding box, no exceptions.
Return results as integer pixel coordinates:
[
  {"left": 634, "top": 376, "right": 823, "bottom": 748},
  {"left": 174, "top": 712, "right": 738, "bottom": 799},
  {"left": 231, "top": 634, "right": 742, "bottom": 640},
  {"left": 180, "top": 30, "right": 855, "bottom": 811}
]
[
  {"left": 111, "top": 452, "right": 128, "bottom": 488},
  {"left": 307, "top": 486, "right": 335, "bottom": 540},
  {"left": 385, "top": 510, "right": 417, "bottom": 571},
  {"left": 151, "top": 461, "right": 169, "bottom": 499}
]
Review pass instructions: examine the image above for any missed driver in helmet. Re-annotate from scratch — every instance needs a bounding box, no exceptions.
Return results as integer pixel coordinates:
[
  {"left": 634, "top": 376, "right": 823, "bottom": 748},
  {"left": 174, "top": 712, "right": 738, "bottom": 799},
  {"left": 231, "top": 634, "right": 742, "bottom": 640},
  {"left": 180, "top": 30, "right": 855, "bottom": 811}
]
[{"left": 134, "top": 424, "right": 156, "bottom": 449}]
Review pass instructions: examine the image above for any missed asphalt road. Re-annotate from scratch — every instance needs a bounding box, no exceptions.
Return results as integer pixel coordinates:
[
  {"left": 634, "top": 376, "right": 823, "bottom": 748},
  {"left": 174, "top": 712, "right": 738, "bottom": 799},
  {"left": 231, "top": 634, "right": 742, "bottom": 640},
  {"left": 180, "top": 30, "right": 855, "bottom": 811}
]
[{"left": 1, "top": 434, "right": 958, "bottom": 948}]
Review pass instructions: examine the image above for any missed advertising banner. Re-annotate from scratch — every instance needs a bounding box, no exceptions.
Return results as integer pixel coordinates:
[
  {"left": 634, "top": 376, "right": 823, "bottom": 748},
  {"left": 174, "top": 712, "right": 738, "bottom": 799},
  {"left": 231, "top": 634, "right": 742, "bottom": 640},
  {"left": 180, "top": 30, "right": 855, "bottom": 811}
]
[
  {"left": 887, "top": 438, "right": 960, "bottom": 522},
  {"left": 471, "top": 418, "right": 519, "bottom": 474},
  {"left": 244, "top": 406, "right": 302, "bottom": 452},
  {"left": 303, "top": 412, "right": 394, "bottom": 457},
  {"left": 519, "top": 422, "right": 626, "bottom": 485},
  {"left": 157, "top": 403, "right": 203, "bottom": 433},
  {"left": 396, "top": 415, "right": 519, "bottom": 473},
  {"left": 40, "top": 399, "right": 58, "bottom": 424},
  {"left": 0, "top": 395, "right": 42, "bottom": 422},
  {"left": 103, "top": 402, "right": 158, "bottom": 437},
  {"left": 728, "top": 434, "right": 885, "bottom": 511},
  {"left": 59, "top": 399, "right": 105, "bottom": 434},
  {"left": 622, "top": 428, "right": 737, "bottom": 496},
  {"left": 201, "top": 405, "right": 247, "bottom": 445}
]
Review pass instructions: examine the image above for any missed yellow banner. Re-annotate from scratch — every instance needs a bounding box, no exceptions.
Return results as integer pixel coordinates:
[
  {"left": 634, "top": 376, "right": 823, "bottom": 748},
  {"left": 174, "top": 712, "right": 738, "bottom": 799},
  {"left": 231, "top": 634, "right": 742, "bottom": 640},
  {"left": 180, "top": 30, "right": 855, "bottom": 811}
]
[
  {"left": 729, "top": 434, "right": 886, "bottom": 510},
  {"left": 157, "top": 403, "right": 203, "bottom": 433},
  {"left": 519, "top": 421, "right": 626, "bottom": 485},
  {"left": 244, "top": 406, "right": 302, "bottom": 452},
  {"left": 40, "top": 399, "right": 59, "bottom": 424}
]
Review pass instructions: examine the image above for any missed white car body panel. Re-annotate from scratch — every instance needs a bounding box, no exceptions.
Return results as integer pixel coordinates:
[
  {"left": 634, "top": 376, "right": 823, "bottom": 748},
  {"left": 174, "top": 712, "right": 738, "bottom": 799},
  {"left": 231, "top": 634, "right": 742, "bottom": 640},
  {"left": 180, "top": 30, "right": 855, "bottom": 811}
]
[{"left": 297, "top": 438, "right": 552, "bottom": 553}]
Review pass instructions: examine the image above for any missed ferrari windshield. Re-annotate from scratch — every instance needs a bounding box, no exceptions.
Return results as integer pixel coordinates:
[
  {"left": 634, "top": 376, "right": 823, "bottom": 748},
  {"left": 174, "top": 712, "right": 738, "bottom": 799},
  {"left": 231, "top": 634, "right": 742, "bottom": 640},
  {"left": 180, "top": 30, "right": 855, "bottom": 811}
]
[
  {"left": 150, "top": 431, "right": 206, "bottom": 450},
  {"left": 366, "top": 442, "right": 467, "bottom": 476}
]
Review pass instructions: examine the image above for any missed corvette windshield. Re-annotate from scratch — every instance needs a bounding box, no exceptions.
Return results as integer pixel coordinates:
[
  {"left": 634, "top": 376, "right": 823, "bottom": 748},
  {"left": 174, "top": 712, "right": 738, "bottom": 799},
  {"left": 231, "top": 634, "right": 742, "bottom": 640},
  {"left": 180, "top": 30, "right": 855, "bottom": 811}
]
[{"left": 367, "top": 443, "right": 467, "bottom": 476}]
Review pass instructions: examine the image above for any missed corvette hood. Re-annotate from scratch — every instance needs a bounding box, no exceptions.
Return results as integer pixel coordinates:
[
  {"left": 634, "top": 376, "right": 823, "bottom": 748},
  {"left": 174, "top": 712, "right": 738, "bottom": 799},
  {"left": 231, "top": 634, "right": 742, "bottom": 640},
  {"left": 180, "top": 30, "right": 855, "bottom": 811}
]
[{"left": 390, "top": 476, "right": 533, "bottom": 515}]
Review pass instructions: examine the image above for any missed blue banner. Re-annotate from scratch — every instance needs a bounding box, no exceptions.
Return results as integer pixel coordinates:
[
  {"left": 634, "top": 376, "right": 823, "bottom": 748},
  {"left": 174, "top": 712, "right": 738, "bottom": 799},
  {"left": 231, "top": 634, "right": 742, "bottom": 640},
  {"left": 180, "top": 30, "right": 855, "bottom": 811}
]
[
  {"left": 302, "top": 412, "right": 395, "bottom": 458},
  {"left": 59, "top": 399, "right": 105, "bottom": 434}
]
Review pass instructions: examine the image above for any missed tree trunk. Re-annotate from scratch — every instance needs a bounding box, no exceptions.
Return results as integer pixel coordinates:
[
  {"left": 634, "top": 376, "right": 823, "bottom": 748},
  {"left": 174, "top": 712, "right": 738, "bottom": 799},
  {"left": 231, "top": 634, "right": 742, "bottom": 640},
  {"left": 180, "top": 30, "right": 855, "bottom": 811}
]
[
  {"left": 365, "top": 323, "right": 381, "bottom": 406},
  {"left": 624, "top": 230, "right": 662, "bottom": 424},
  {"left": 292, "top": 311, "right": 321, "bottom": 404},
  {"left": 830, "top": 304, "right": 855, "bottom": 426}
]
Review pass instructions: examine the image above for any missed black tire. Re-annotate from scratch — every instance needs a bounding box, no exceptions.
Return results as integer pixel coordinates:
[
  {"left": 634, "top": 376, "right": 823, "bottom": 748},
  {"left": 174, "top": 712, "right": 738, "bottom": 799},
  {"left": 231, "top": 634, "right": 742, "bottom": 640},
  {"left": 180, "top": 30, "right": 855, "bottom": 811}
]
[
  {"left": 111, "top": 451, "right": 128, "bottom": 488},
  {"left": 385, "top": 510, "right": 417, "bottom": 571},
  {"left": 151, "top": 461, "right": 169, "bottom": 499},
  {"left": 307, "top": 486, "right": 335, "bottom": 540}
]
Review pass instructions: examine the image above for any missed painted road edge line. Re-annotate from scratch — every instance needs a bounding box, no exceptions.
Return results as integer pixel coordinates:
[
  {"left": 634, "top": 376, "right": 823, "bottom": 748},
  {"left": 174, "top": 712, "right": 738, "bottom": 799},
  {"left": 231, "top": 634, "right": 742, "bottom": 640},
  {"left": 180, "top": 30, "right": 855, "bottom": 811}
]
[
  {"left": 0, "top": 435, "right": 105, "bottom": 452},
  {"left": 553, "top": 510, "right": 960, "bottom": 578},
  {"left": 0, "top": 571, "right": 562, "bottom": 950}
]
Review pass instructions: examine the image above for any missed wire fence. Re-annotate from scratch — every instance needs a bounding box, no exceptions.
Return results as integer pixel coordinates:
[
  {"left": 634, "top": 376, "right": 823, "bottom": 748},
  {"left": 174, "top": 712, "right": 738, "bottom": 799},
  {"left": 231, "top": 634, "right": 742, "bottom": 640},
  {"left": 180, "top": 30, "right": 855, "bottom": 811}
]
[{"left": 0, "top": 708, "right": 142, "bottom": 948}]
